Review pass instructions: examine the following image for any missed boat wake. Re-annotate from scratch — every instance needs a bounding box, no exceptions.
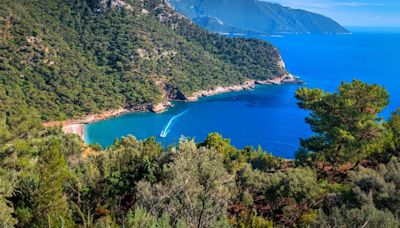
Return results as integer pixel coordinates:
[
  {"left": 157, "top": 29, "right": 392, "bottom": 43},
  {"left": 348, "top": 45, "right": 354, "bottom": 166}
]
[{"left": 160, "top": 110, "right": 188, "bottom": 138}]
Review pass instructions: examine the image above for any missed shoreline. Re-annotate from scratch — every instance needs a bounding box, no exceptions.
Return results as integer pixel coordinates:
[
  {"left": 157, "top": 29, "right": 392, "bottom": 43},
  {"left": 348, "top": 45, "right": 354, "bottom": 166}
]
[
  {"left": 43, "top": 73, "right": 303, "bottom": 141},
  {"left": 184, "top": 73, "right": 303, "bottom": 101}
]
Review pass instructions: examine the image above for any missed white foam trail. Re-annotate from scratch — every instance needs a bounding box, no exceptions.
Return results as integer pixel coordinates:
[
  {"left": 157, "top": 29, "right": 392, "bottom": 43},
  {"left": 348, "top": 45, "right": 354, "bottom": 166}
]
[{"left": 160, "top": 110, "right": 188, "bottom": 138}]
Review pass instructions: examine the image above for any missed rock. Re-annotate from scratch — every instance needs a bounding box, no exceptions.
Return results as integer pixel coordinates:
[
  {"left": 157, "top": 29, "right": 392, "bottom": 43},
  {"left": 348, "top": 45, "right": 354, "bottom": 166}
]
[
  {"left": 184, "top": 80, "right": 256, "bottom": 101},
  {"left": 150, "top": 101, "right": 172, "bottom": 113}
]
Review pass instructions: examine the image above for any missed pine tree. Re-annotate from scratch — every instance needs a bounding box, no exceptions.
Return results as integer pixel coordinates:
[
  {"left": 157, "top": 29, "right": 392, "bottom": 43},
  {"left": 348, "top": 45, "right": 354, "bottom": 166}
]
[
  {"left": 33, "top": 139, "right": 73, "bottom": 227},
  {"left": 295, "top": 80, "right": 389, "bottom": 165},
  {"left": 0, "top": 169, "right": 17, "bottom": 227}
]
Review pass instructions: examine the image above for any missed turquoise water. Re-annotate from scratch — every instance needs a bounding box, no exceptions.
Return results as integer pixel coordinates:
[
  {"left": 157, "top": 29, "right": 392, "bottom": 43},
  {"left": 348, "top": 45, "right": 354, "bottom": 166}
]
[{"left": 86, "top": 28, "right": 400, "bottom": 158}]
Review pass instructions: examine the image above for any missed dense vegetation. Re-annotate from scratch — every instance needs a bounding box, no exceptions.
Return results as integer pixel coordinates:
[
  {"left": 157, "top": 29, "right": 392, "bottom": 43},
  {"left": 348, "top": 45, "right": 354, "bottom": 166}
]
[
  {"left": 1, "top": 80, "right": 400, "bottom": 227},
  {"left": 168, "top": 0, "right": 350, "bottom": 34},
  {"left": 0, "top": 0, "right": 286, "bottom": 121}
]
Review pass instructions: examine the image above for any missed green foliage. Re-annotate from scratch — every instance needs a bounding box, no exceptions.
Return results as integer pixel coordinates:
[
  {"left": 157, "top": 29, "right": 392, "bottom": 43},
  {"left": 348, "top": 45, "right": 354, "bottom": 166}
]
[
  {"left": 125, "top": 208, "right": 174, "bottom": 228},
  {"left": 33, "top": 139, "right": 73, "bottom": 227},
  {"left": 296, "top": 80, "right": 389, "bottom": 165},
  {"left": 348, "top": 157, "right": 400, "bottom": 218},
  {"left": 201, "top": 133, "right": 283, "bottom": 173},
  {"left": 74, "top": 136, "right": 164, "bottom": 218},
  {"left": 312, "top": 204, "right": 398, "bottom": 228},
  {"left": 199, "top": 132, "right": 236, "bottom": 156},
  {"left": 230, "top": 212, "right": 274, "bottom": 228},
  {"left": 262, "top": 168, "right": 322, "bottom": 226},
  {"left": 388, "top": 109, "right": 400, "bottom": 151},
  {"left": 89, "top": 143, "right": 103, "bottom": 151},
  {"left": 0, "top": 169, "right": 17, "bottom": 227},
  {"left": 0, "top": 86, "right": 42, "bottom": 144},
  {"left": 266, "top": 168, "right": 321, "bottom": 203},
  {"left": 136, "top": 139, "right": 234, "bottom": 227}
]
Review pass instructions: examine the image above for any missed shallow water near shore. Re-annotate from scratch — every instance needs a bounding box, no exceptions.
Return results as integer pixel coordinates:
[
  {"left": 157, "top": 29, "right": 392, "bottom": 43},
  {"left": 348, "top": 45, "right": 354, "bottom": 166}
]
[{"left": 86, "top": 28, "right": 400, "bottom": 158}]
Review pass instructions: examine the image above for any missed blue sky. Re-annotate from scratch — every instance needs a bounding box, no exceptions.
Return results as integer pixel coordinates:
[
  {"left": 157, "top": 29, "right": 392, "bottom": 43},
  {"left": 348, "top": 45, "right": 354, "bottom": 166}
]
[{"left": 265, "top": 0, "right": 400, "bottom": 26}]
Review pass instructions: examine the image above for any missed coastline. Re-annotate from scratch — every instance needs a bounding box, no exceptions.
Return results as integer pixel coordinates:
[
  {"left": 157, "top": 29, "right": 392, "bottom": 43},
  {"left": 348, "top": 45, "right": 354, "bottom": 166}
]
[
  {"left": 43, "top": 73, "right": 303, "bottom": 141},
  {"left": 185, "top": 73, "right": 302, "bottom": 101},
  {"left": 43, "top": 108, "right": 129, "bottom": 141}
]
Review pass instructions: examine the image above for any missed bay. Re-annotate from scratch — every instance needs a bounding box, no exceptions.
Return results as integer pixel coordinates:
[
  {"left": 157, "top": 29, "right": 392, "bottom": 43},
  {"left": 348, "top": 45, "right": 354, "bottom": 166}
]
[{"left": 86, "top": 27, "right": 400, "bottom": 158}]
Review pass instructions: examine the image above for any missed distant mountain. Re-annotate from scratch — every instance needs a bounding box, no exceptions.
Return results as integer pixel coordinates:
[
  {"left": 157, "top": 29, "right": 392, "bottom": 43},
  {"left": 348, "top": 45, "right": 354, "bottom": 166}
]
[{"left": 168, "top": 0, "right": 350, "bottom": 34}]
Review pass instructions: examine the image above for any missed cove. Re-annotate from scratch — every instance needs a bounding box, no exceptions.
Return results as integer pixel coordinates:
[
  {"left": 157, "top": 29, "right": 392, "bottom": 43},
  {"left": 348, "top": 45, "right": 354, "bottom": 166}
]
[
  {"left": 86, "top": 84, "right": 309, "bottom": 158},
  {"left": 86, "top": 28, "right": 400, "bottom": 158}
]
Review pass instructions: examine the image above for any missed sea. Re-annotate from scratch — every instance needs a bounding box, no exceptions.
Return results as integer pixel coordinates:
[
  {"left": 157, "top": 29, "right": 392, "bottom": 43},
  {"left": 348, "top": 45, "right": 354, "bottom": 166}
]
[{"left": 85, "top": 27, "right": 400, "bottom": 158}]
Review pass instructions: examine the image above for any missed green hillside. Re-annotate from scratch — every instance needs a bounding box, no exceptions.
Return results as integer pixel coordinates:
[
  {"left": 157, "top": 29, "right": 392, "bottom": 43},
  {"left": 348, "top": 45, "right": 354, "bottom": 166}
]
[{"left": 0, "top": 0, "right": 286, "bottom": 121}]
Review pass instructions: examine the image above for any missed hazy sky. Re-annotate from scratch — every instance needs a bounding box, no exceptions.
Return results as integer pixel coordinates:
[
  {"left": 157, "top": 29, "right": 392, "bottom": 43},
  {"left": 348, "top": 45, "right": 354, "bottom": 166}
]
[{"left": 265, "top": 0, "right": 400, "bottom": 27}]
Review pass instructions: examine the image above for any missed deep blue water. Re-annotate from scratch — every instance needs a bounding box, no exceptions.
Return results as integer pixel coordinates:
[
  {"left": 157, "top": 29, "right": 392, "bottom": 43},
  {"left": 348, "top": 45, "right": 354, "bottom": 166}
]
[{"left": 86, "top": 28, "right": 400, "bottom": 158}]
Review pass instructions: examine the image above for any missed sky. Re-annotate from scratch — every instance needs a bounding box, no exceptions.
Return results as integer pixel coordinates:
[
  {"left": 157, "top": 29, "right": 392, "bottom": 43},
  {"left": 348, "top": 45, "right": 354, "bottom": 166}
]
[{"left": 265, "top": 0, "right": 400, "bottom": 27}]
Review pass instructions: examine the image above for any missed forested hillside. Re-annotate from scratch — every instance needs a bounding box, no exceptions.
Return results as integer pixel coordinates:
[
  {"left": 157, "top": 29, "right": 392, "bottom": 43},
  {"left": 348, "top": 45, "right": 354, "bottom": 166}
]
[
  {"left": 0, "top": 0, "right": 286, "bottom": 121},
  {"left": 1, "top": 80, "right": 400, "bottom": 227}
]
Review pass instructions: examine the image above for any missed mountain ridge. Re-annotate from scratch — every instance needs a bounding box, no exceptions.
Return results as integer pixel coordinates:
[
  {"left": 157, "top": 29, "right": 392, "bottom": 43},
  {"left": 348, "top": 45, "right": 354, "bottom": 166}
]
[{"left": 168, "top": 0, "right": 350, "bottom": 34}]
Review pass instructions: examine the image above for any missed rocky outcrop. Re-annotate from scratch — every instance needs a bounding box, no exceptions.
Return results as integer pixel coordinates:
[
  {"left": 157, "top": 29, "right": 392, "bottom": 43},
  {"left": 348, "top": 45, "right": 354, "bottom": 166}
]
[
  {"left": 183, "top": 74, "right": 304, "bottom": 101},
  {"left": 258, "top": 73, "right": 304, "bottom": 85},
  {"left": 98, "top": 0, "right": 133, "bottom": 10},
  {"left": 184, "top": 80, "right": 256, "bottom": 101},
  {"left": 150, "top": 101, "right": 173, "bottom": 113}
]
